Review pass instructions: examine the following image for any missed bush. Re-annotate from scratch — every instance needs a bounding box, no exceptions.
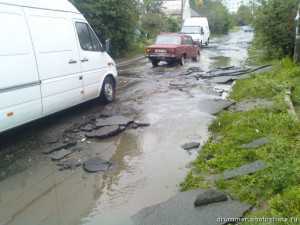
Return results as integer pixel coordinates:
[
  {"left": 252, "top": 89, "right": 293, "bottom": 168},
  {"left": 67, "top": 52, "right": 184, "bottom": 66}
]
[
  {"left": 253, "top": 0, "right": 298, "bottom": 59},
  {"left": 270, "top": 186, "right": 300, "bottom": 218}
]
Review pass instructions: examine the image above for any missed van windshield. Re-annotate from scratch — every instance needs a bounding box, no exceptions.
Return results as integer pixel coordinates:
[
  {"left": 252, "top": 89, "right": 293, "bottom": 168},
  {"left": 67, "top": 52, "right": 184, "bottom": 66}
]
[
  {"left": 181, "top": 26, "right": 201, "bottom": 34},
  {"left": 155, "top": 35, "right": 181, "bottom": 45}
]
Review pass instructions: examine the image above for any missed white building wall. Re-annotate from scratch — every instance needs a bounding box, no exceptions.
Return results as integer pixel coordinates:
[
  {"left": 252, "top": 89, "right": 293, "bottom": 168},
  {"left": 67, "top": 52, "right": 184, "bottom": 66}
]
[
  {"left": 182, "top": 0, "right": 191, "bottom": 20},
  {"left": 162, "top": 0, "right": 182, "bottom": 15}
]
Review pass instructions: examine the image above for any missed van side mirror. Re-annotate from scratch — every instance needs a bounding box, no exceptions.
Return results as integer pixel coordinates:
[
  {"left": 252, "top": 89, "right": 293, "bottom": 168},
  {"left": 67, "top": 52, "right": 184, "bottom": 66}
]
[
  {"left": 105, "top": 39, "right": 111, "bottom": 53},
  {"left": 200, "top": 28, "right": 204, "bottom": 35}
]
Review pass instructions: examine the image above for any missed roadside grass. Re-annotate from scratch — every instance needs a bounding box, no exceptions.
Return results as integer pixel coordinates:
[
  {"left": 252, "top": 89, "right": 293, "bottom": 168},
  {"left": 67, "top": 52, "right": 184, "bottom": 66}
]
[
  {"left": 180, "top": 58, "right": 300, "bottom": 222},
  {"left": 118, "top": 39, "right": 153, "bottom": 60},
  {"left": 229, "top": 26, "right": 241, "bottom": 33}
]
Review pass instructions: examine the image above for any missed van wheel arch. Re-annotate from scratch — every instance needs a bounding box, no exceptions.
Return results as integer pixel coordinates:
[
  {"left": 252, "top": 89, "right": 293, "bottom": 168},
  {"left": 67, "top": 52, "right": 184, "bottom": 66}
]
[{"left": 100, "top": 75, "right": 116, "bottom": 103}]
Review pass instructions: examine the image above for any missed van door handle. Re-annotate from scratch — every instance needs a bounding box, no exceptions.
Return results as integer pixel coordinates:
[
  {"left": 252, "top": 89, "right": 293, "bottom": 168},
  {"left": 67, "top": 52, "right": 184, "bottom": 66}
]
[
  {"left": 68, "top": 59, "right": 77, "bottom": 64},
  {"left": 81, "top": 58, "right": 89, "bottom": 63}
]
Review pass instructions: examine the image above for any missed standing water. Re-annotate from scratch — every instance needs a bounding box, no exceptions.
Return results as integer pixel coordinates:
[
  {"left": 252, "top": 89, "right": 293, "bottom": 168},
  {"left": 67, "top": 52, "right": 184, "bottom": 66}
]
[{"left": 0, "top": 29, "right": 253, "bottom": 225}]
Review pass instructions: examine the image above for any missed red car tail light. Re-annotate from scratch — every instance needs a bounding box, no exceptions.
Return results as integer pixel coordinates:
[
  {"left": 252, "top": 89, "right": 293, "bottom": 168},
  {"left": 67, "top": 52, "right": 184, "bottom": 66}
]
[{"left": 145, "top": 48, "right": 151, "bottom": 54}]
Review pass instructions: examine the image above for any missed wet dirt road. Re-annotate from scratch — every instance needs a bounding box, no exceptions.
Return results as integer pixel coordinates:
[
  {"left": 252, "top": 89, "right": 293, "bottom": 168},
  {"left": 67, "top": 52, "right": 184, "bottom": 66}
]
[{"left": 0, "top": 29, "right": 253, "bottom": 225}]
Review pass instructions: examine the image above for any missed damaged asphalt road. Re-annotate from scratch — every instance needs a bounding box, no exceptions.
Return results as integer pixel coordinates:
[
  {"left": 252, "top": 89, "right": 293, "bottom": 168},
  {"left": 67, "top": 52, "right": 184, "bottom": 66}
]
[{"left": 0, "top": 29, "right": 254, "bottom": 225}]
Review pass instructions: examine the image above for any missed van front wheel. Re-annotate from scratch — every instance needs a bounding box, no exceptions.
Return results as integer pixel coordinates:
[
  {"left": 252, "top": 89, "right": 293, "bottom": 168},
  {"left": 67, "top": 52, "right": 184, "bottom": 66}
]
[{"left": 100, "top": 76, "right": 115, "bottom": 103}]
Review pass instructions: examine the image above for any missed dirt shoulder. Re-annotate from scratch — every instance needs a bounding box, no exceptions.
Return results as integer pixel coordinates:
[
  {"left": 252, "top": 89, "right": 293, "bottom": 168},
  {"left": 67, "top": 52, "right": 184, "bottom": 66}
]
[{"left": 181, "top": 58, "right": 300, "bottom": 222}]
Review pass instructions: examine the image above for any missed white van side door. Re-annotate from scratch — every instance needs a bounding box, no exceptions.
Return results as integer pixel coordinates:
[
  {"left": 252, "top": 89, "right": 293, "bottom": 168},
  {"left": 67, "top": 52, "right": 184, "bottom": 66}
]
[
  {"left": 0, "top": 5, "right": 42, "bottom": 132},
  {"left": 73, "top": 19, "right": 107, "bottom": 100},
  {"left": 25, "top": 9, "right": 83, "bottom": 115}
]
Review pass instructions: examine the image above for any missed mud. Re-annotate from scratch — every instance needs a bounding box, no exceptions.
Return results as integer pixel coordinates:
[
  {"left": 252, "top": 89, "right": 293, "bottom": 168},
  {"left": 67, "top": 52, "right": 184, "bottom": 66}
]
[{"left": 0, "top": 29, "right": 253, "bottom": 225}]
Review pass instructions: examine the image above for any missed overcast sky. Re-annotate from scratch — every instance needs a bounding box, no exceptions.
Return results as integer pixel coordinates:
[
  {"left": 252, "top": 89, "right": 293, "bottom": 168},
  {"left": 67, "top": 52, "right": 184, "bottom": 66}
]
[{"left": 222, "top": 0, "right": 252, "bottom": 12}]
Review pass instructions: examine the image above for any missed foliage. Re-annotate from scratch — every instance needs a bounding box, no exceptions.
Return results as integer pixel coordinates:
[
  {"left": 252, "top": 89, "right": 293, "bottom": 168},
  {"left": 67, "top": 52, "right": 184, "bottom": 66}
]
[
  {"left": 142, "top": 0, "right": 162, "bottom": 14},
  {"left": 71, "top": 0, "right": 179, "bottom": 56},
  {"left": 72, "top": 0, "right": 139, "bottom": 57},
  {"left": 190, "top": 0, "right": 204, "bottom": 9},
  {"left": 270, "top": 187, "right": 300, "bottom": 218},
  {"left": 253, "top": 0, "right": 298, "bottom": 59},
  {"left": 181, "top": 59, "right": 300, "bottom": 220},
  {"left": 193, "top": 0, "right": 233, "bottom": 34},
  {"left": 235, "top": 5, "right": 253, "bottom": 26},
  {"left": 140, "top": 14, "right": 180, "bottom": 38},
  {"left": 164, "top": 16, "right": 181, "bottom": 33},
  {"left": 140, "top": 13, "right": 165, "bottom": 39}
]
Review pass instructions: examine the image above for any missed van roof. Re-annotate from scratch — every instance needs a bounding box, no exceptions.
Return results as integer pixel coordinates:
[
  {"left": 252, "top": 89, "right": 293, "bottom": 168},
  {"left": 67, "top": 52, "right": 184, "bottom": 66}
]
[
  {"left": 0, "top": 0, "right": 80, "bottom": 13},
  {"left": 184, "top": 17, "right": 209, "bottom": 26},
  {"left": 158, "top": 32, "right": 192, "bottom": 38}
]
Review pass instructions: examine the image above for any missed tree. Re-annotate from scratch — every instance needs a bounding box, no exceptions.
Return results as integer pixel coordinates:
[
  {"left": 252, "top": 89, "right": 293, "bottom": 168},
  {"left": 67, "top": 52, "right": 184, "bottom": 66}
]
[
  {"left": 254, "top": 0, "right": 298, "bottom": 59},
  {"left": 140, "top": 13, "right": 165, "bottom": 38},
  {"left": 236, "top": 5, "right": 253, "bottom": 26},
  {"left": 142, "top": 0, "right": 162, "bottom": 14},
  {"left": 163, "top": 16, "right": 181, "bottom": 33},
  {"left": 140, "top": 0, "right": 180, "bottom": 38},
  {"left": 72, "top": 0, "right": 139, "bottom": 56}
]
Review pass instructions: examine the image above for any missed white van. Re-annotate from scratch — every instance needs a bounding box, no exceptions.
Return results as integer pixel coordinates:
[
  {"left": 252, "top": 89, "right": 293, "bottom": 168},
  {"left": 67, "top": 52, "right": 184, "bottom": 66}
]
[
  {"left": 0, "top": 0, "right": 118, "bottom": 133},
  {"left": 181, "top": 17, "right": 210, "bottom": 46}
]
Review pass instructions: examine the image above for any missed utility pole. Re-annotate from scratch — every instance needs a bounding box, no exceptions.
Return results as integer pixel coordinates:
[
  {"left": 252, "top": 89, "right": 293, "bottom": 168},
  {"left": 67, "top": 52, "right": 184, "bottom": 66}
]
[
  {"left": 251, "top": 0, "right": 254, "bottom": 16},
  {"left": 294, "top": 4, "right": 300, "bottom": 63},
  {"left": 181, "top": 0, "right": 184, "bottom": 23}
]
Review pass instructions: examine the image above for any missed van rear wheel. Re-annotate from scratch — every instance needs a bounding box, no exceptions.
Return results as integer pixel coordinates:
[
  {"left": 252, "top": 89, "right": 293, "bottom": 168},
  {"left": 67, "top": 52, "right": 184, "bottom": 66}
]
[{"left": 100, "top": 76, "right": 115, "bottom": 103}]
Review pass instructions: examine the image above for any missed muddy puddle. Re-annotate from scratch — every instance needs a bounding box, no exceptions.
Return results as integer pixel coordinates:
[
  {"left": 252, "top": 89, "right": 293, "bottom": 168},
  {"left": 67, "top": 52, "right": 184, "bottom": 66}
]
[{"left": 0, "top": 29, "right": 253, "bottom": 225}]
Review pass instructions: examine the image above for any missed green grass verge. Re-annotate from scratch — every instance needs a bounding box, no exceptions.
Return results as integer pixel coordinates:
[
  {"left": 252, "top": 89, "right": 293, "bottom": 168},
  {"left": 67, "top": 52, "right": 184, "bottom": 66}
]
[
  {"left": 118, "top": 39, "right": 153, "bottom": 60},
  {"left": 180, "top": 58, "right": 300, "bottom": 223}
]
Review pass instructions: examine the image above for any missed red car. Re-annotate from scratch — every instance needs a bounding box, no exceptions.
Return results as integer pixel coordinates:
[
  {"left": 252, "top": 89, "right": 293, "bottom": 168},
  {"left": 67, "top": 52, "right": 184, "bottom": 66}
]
[{"left": 145, "top": 33, "right": 200, "bottom": 67}]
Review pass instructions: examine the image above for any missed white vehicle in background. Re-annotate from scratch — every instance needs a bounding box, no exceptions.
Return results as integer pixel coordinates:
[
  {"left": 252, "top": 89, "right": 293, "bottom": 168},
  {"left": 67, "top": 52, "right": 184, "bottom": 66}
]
[
  {"left": 181, "top": 17, "right": 210, "bottom": 47},
  {"left": 0, "top": 0, "right": 118, "bottom": 133}
]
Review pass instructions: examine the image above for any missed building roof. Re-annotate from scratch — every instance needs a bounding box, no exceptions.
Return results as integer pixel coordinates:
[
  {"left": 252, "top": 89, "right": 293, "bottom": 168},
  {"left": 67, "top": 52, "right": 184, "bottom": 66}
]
[
  {"left": 0, "top": 0, "right": 80, "bottom": 13},
  {"left": 191, "top": 7, "right": 201, "bottom": 17}
]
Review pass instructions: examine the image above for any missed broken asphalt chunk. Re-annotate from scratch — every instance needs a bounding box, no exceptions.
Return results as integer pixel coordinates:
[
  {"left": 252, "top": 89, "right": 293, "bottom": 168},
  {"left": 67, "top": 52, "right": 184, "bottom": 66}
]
[
  {"left": 57, "top": 158, "right": 82, "bottom": 171},
  {"left": 228, "top": 99, "right": 273, "bottom": 112},
  {"left": 85, "top": 125, "right": 122, "bottom": 139},
  {"left": 198, "top": 99, "right": 235, "bottom": 115},
  {"left": 95, "top": 115, "right": 133, "bottom": 128},
  {"left": 208, "top": 160, "right": 267, "bottom": 181},
  {"left": 241, "top": 137, "right": 269, "bottom": 149},
  {"left": 128, "top": 121, "right": 151, "bottom": 129},
  {"left": 42, "top": 141, "right": 77, "bottom": 154},
  {"left": 50, "top": 149, "right": 73, "bottom": 161},
  {"left": 133, "top": 189, "right": 251, "bottom": 225},
  {"left": 83, "top": 158, "right": 112, "bottom": 173},
  {"left": 181, "top": 142, "right": 200, "bottom": 150},
  {"left": 80, "top": 123, "right": 96, "bottom": 132},
  {"left": 194, "top": 189, "right": 228, "bottom": 207}
]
